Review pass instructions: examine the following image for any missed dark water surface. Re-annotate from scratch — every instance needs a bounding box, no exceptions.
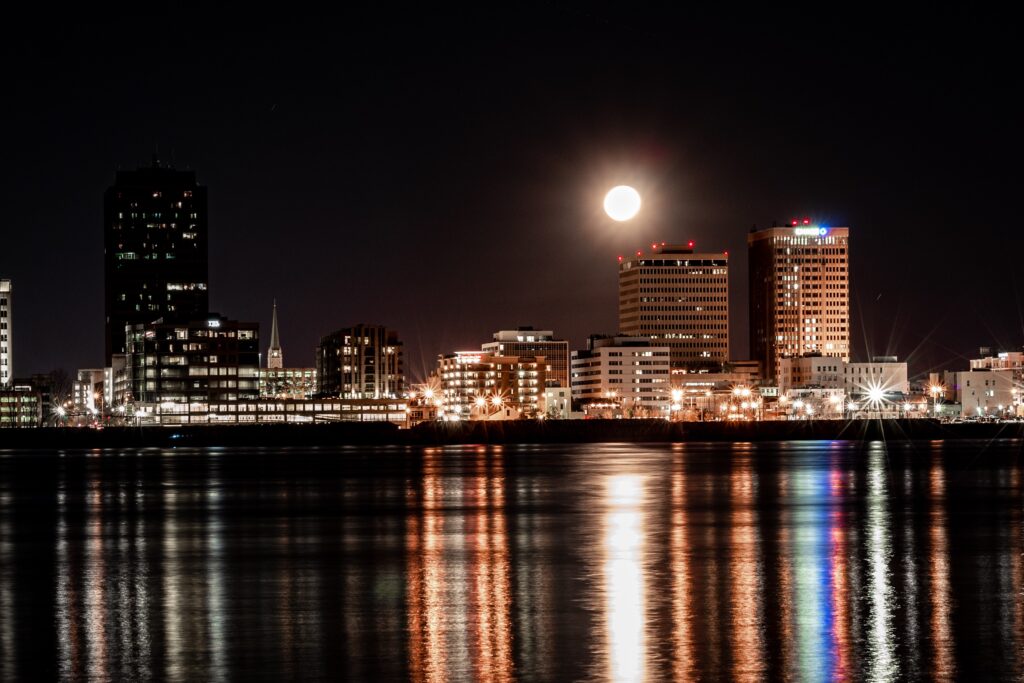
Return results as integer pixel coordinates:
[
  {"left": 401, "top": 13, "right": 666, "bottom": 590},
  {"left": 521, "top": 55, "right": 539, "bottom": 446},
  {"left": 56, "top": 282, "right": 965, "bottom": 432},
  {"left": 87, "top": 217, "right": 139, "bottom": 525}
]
[{"left": 2, "top": 440, "right": 1024, "bottom": 681}]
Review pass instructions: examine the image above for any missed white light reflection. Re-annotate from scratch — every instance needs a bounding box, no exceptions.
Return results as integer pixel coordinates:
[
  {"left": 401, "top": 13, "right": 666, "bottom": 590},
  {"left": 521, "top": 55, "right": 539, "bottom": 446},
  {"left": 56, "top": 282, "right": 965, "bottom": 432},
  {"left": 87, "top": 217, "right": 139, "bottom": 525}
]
[
  {"left": 55, "top": 484, "right": 78, "bottom": 681},
  {"left": 901, "top": 467, "right": 920, "bottom": 680},
  {"left": 206, "top": 464, "right": 227, "bottom": 683},
  {"left": 84, "top": 474, "right": 109, "bottom": 681},
  {"left": 929, "top": 455, "right": 955, "bottom": 680},
  {"left": 0, "top": 485, "right": 15, "bottom": 680},
  {"left": 669, "top": 450, "right": 695, "bottom": 680},
  {"left": 730, "top": 453, "right": 765, "bottom": 681},
  {"left": 162, "top": 460, "right": 185, "bottom": 682},
  {"left": 603, "top": 473, "right": 646, "bottom": 683},
  {"left": 867, "top": 446, "right": 898, "bottom": 681}
]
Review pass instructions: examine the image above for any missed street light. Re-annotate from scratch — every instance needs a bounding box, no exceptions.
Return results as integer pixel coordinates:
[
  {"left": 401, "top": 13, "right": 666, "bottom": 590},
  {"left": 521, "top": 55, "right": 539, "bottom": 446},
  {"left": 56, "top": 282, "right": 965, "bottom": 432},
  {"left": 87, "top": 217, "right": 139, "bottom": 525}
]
[{"left": 670, "top": 388, "right": 683, "bottom": 420}]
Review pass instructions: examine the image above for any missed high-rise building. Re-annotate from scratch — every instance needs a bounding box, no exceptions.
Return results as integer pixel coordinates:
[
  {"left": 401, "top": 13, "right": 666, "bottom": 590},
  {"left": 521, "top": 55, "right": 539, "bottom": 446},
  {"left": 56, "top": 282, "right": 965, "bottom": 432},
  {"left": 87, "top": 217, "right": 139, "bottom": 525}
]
[
  {"left": 618, "top": 243, "right": 729, "bottom": 369},
  {"left": 104, "top": 159, "right": 209, "bottom": 363},
  {"left": 0, "top": 279, "right": 11, "bottom": 386},
  {"left": 267, "top": 300, "right": 283, "bottom": 369},
  {"left": 481, "top": 327, "right": 570, "bottom": 388},
  {"left": 748, "top": 221, "right": 850, "bottom": 384},
  {"left": 316, "top": 324, "right": 404, "bottom": 399}
]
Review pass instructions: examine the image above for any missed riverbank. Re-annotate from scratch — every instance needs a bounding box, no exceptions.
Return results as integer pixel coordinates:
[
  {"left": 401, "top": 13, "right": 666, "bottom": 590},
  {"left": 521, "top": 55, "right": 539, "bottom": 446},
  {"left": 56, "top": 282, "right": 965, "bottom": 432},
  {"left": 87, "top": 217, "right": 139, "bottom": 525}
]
[{"left": 1, "top": 419, "right": 1023, "bottom": 449}]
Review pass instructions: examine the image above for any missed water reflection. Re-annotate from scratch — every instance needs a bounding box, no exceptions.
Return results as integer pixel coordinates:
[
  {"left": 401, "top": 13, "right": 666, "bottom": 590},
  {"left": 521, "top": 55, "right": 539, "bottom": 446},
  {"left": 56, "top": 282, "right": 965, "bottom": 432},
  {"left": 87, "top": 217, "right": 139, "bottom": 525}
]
[
  {"left": 406, "top": 448, "right": 447, "bottom": 682},
  {"left": 669, "top": 448, "right": 696, "bottom": 681},
  {"left": 1, "top": 482, "right": 17, "bottom": 680},
  {"left": 729, "top": 451, "right": 764, "bottom": 681},
  {"left": 0, "top": 442, "right": 1022, "bottom": 680},
  {"left": 929, "top": 450, "right": 955, "bottom": 681},
  {"left": 792, "top": 460, "right": 833, "bottom": 679},
  {"left": 468, "top": 448, "right": 512, "bottom": 682},
  {"left": 602, "top": 472, "right": 647, "bottom": 682},
  {"left": 866, "top": 444, "right": 898, "bottom": 681}
]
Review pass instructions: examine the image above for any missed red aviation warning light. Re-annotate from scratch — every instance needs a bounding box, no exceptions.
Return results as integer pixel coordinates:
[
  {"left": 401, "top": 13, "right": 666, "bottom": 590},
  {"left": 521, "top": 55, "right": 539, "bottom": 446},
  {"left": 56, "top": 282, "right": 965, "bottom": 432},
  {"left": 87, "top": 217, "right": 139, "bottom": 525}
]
[{"left": 688, "top": 240, "right": 694, "bottom": 248}]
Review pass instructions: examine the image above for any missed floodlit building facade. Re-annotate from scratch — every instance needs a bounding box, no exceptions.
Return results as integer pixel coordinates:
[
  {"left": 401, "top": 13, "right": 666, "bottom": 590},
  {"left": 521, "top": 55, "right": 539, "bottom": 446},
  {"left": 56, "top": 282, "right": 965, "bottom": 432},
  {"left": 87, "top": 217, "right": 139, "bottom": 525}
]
[
  {"left": 316, "top": 324, "right": 403, "bottom": 399},
  {"left": 571, "top": 336, "right": 671, "bottom": 414},
  {"left": 618, "top": 243, "right": 729, "bottom": 370},
  {"left": 74, "top": 369, "right": 106, "bottom": 415},
  {"left": 749, "top": 222, "right": 850, "bottom": 384},
  {"left": 0, "top": 279, "right": 10, "bottom": 386},
  {"left": 956, "top": 370, "right": 1018, "bottom": 417},
  {"left": 778, "top": 355, "right": 908, "bottom": 398},
  {"left": 481, "top": 327, "right": 570, "bottom": 388},
  {"left": 104, "top": 160, "right": 210, "bottom": 363},
  {"left": 542, "top": 387, "right": 579, "bottom": 419}
]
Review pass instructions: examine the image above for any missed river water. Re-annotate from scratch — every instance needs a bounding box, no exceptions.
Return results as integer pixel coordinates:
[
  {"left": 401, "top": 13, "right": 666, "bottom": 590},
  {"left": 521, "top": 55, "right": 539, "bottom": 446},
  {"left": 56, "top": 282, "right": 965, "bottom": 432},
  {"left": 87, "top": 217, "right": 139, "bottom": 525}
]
[{"left": 1, "top": 440, "right": 1023, "bottom": 681}]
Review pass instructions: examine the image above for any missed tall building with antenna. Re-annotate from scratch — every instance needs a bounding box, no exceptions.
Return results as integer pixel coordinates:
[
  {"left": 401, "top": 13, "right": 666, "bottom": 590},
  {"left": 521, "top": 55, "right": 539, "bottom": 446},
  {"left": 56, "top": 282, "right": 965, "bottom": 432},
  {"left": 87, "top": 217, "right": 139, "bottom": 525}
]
[
  {"left": 104, "top": 157, "right": 209, "bottom": 363},
  {"left": 748, "top": 220, "right": 850, "bottom": 384},
  {"left": 618, "top": 242, "right": 730, "bottom": 370}
]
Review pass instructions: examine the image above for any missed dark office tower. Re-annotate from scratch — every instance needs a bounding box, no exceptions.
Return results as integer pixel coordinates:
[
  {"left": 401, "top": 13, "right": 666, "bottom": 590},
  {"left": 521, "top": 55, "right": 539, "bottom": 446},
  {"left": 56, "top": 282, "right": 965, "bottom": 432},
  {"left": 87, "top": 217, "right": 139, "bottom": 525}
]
[{"left": 104, "top": 159, "right": 209, "bottom": 363}]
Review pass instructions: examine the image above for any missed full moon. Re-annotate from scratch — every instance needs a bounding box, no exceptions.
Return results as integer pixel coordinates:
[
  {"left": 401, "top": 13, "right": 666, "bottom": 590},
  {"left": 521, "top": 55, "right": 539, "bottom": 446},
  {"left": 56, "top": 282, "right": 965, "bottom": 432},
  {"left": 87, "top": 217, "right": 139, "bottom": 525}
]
[{"left": 603, "top": 185, "right": 641, "bottom": 221}]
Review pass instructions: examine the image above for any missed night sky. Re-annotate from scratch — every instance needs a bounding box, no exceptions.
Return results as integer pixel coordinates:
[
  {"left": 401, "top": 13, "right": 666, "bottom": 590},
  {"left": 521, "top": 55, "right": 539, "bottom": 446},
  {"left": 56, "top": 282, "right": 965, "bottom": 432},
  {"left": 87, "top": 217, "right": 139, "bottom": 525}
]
[{"left": 2, "top": 11, "right": 1021, "bottom": 381}]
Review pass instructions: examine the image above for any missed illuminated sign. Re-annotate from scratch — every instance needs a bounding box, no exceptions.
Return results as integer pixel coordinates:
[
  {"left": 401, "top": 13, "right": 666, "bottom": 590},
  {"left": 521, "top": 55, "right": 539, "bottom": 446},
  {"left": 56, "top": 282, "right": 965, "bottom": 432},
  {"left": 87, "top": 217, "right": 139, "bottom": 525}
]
[
  {"left": 208, "top": 319, "right": 221, "bottom": 328},
  {"left": 793, "top": 227, "right": 829, "bottom": 237}
]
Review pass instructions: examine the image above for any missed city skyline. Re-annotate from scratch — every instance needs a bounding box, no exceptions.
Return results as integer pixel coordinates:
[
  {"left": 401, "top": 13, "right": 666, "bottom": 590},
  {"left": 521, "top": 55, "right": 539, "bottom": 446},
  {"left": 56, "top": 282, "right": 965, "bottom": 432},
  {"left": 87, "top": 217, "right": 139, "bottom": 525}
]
[{"left": 2, "top": 14, "right": 1023, "bottom": 379}]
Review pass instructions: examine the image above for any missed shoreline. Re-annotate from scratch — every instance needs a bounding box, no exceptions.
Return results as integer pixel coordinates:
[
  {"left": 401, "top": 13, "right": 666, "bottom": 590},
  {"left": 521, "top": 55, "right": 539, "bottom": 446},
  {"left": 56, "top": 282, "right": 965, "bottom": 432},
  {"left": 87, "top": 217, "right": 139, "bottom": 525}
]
[{"left": 1, "top": 419, "right": 1023, "bottom": 449}]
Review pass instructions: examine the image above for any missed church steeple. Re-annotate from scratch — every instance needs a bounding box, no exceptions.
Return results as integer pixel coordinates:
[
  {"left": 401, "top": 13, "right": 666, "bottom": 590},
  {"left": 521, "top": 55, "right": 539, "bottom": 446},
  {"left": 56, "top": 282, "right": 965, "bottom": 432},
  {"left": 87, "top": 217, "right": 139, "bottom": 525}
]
[{"left": 267, "top": 299, "right": 283, "bottom": 369}]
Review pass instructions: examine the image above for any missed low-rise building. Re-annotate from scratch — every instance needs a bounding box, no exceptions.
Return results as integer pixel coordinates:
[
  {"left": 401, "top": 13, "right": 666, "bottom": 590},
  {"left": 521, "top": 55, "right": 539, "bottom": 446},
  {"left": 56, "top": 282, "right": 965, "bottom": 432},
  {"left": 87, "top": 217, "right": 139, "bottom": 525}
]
[
  {"left": 259, "top": 367, "right": 317, "bottom": 399},
  {"left": 74, "top": 368, "right": 106, "bottom": 419},
  {"left": 571, "top": 336, "right": 671, "bottom": 416},
  {"left": 0, "top": 382, "right": 41, "bottom": 428},
  {"left": 481, "top": 327, "right": 570, "bottom": 388},
  {"left": 316, "top": 324, "right": 403, "bottom": 399},
  {"left": 126, "top": 314, "right": 260, "bottom": 412},
  {"left": 778, "top": 355, "right": 909, "bottom": 399},
  {"left": 955, "top": 370, "right": 1017, "bottom": 418},
  {"left": 437, "top": 351, "right": 547, "bottom": 420},
  {"left": 542, "top": 386, "right": 581, "bottom": 419},
  {"left": 131, "top": 397, "right": 408, "bottom": 425}
]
